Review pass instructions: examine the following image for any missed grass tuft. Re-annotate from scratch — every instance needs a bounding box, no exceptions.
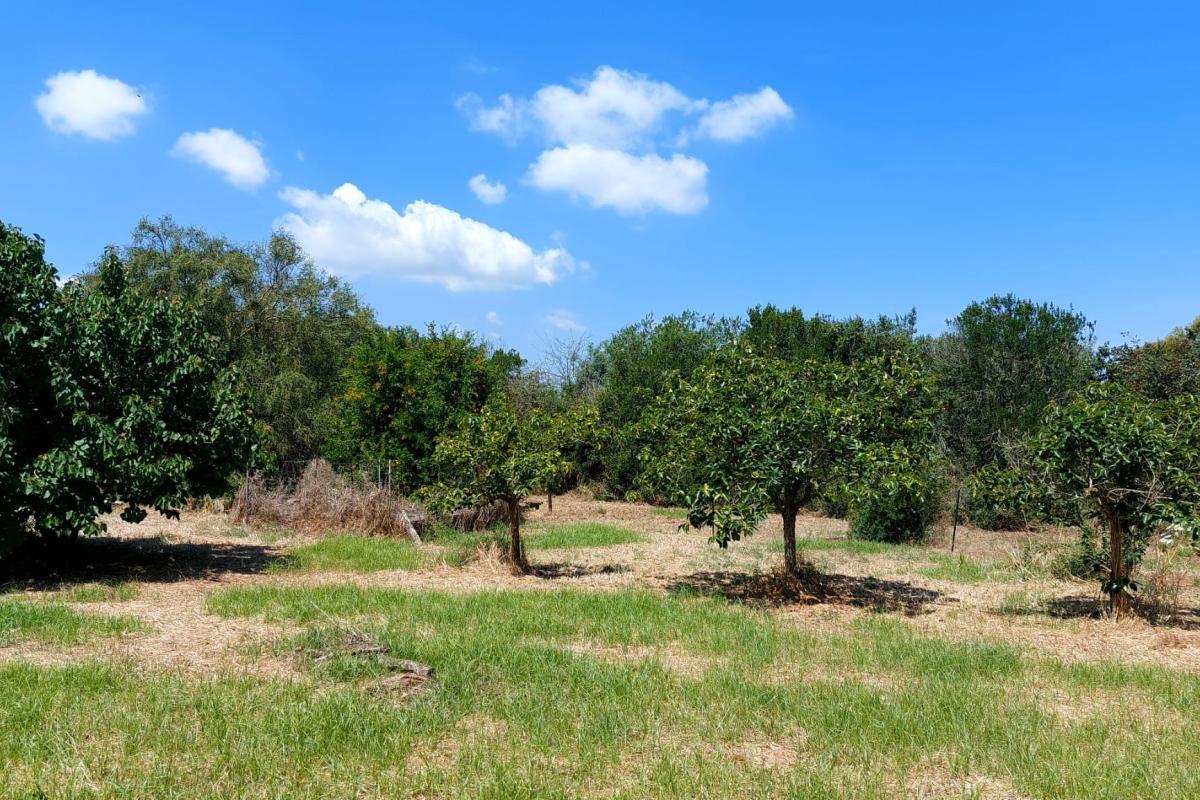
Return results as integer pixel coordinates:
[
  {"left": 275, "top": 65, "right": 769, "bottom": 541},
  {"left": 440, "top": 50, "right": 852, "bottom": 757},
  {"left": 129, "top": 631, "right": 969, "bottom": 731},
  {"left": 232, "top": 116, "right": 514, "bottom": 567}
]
[
  {"left": 526, "top": 523, "right": 648, "bottom": 550},
  {"left": 0, "top": 598, "right": 143, "bottom": 646},
  {"left": 272, "top": 535, "right": 426, "bottom": 573},
  {"left": 58, "top": 582, "right": 140, "bottom": 604}
]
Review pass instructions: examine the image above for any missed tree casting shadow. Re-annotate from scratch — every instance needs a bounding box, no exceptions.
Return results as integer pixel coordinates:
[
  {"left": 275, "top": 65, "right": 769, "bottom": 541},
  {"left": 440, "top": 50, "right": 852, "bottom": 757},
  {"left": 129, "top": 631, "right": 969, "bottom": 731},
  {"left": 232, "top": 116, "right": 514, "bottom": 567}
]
[
  {"left": 0, "top": 534, "right": 285, "bottom": 592},
  {"left": 666, "top": 567, "right": 947, "bottom": 616}
]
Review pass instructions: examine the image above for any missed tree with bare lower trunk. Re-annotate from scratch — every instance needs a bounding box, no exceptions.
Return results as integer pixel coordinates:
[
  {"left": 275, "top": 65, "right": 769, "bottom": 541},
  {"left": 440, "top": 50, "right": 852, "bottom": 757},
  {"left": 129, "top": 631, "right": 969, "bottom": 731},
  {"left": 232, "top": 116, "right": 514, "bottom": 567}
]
[
  {"left": 1032, "top": 384, "right": 1200, "bottom": 618},
  {"left": 427, "top": 398, "right": 566, "bottom": 573}
]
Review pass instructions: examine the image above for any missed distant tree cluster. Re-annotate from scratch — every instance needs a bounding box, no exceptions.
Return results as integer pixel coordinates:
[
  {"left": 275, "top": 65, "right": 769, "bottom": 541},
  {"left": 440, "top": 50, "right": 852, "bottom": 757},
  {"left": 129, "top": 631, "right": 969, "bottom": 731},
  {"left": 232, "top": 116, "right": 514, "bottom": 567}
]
[{"left": 7, "top": 212, "right": 1199, "bottom": 611}]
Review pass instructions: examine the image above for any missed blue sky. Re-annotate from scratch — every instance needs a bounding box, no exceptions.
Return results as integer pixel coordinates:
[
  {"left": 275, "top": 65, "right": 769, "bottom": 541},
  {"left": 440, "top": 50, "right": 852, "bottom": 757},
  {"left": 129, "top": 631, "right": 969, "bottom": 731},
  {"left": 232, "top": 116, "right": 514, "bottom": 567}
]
[{"left": 3, "top": 2, "right": 1198, "bottom": 359}]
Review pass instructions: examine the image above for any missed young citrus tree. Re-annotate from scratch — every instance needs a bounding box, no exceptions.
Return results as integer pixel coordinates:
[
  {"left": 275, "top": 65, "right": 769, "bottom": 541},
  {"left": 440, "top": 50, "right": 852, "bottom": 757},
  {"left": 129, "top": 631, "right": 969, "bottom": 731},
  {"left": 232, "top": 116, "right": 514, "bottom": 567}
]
[
  {"left": 642, "top": 346, "right": 845, "bottom": 573},
  {"left": 429, "top": 398, "right": 566, "bottom": 572},
  {"left": 1032, "top": 384, "right": 1200, "bottom": 616}
]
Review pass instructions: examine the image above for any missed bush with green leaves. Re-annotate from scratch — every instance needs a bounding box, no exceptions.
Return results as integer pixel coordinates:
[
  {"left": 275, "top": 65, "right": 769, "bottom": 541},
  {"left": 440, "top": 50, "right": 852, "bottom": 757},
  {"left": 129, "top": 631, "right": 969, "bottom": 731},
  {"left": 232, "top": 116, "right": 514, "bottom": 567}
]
[
  {"left": 964, "top": 464, "right": 1052, "bottom": 530},
  {"left": 426, "top": 398, "right": 566, "bottom": 572},
  {"left": 1, "top": 222, "right": 256, "bottom": 551},
  {"left": 325, "top": 325, "right": 521, "bottom": 493},
  {"left": 1030, "top": 384, "right": 1200, "bottom": 615}
]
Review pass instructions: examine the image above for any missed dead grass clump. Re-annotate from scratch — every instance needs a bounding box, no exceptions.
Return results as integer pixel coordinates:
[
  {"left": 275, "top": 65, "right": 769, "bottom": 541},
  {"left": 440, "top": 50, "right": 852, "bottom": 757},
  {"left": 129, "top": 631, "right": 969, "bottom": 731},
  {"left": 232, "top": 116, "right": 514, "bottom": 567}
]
[
  {"left": 232, "top": 460, "right": 426, "bottom": 538},
  {"left": 446, "top": 501, "right": 510, "bottom": 531}
]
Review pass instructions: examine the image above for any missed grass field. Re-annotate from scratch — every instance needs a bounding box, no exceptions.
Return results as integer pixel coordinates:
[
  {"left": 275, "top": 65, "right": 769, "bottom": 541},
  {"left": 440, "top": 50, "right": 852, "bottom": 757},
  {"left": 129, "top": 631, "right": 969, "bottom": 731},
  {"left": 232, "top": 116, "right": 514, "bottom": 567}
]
[{"left": 1, "top": 494, "right": 1198, "bottom": 798}]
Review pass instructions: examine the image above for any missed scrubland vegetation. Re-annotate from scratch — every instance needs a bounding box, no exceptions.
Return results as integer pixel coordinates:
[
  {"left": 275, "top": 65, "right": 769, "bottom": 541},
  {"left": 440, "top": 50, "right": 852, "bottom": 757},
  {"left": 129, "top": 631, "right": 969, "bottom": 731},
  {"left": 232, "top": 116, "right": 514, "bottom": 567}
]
[{"left": 3, "top": 216, "right": 1200, "bottom": 798}]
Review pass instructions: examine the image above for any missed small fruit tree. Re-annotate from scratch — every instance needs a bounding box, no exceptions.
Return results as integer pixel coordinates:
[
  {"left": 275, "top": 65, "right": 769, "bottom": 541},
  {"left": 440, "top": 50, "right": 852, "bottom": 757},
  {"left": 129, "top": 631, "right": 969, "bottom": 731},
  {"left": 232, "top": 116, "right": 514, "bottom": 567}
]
[
  {"left": 643, "top": 346, "right": 942, "bottom": 570},
  {"left": 642, "top": 346, "right": 845, "bottom": 573},
  {"left": 1032, "top": 383, "right": 1200, "bottom": 616},
  {"left": 429, "top": 398, "right": 566, "bottom": 572}
]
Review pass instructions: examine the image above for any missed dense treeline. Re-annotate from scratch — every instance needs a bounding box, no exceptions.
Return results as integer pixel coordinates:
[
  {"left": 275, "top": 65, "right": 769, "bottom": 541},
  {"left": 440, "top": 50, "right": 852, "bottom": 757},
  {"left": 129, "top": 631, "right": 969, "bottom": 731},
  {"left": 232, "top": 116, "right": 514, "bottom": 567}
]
[{"left": 3, "top": 216, "right": 1198, "bottom": 613}]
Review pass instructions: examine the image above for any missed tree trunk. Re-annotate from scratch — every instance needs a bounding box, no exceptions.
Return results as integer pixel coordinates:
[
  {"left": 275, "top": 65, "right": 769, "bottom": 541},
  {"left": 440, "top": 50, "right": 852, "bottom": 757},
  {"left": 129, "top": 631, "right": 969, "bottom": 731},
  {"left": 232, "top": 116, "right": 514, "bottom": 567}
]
[
  {"left": 1108, "top": 510, "right": 1130, "bottom": 618},
  {"left": 547, "top": 492, "right": 553, "bottom": 513},
  {"left": 508, "top": 498, "right": 528, "bottom": 574},
  {"left": 782, "top": 491, "right": 799, "bottom": 575}
]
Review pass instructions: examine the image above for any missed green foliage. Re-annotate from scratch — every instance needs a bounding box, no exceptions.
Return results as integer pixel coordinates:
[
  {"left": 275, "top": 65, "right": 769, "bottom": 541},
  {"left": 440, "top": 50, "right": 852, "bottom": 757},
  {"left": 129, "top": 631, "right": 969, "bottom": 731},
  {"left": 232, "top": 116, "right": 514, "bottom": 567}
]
[
  {"left": 1105, "top": 317, "right": 1200, "bottom": 401},
  {"left": 1031, "top": 384, "right": 1200, "bottom": 607},
  {"left": 581, "top": 311, "right": 739, "bottom": 495},
  {"left": 644, "top": 345, "right": 942, "bottom": 561},
  {"left": 326, "top": 325, "right": 521, "bottom": 492},
  {"left": 744, "top": 304, "right": 918, "bottom": 364},
  {"left": 427, "top": 398, "right": 566, "bottom": 569},
  {"left": 927, "top": 294, "right": 1096, "bottom": 474},
  {"left": 1, "top": 222, "right": 256, "bottom": 547},
  {"left": 965, "top": 464, "right": 1051, "bottom": 530},
  {"left": 99, "top": 217, "right": 376, "bottom": 468},
  {"left": 843, "top": 442, "right": 945, "bottom": 543}
]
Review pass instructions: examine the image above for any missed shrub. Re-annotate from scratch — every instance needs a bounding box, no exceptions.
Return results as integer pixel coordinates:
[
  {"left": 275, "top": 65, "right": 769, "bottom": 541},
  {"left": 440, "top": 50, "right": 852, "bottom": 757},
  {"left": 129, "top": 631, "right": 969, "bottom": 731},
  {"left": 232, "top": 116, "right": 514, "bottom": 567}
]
[
  {"left": 965, "top": 464, "right": 1049, "bottom": 530},
  {"left": 1, "top": 223, "right": 256, "bottom": 551},
  {"left": 846, "top": 444, "right": 945, "bottom": 543}
]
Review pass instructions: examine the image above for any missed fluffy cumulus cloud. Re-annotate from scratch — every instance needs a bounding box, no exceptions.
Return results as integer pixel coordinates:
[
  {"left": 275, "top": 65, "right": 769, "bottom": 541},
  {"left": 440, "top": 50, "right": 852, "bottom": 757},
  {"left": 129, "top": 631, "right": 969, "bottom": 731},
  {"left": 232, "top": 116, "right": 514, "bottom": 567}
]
[
  {"left": 468, "top": 173, "right": 508, "bottom": 204},
  {"left": 35, "top": 69, "right": 148, "bottom": 140},
  {"left": 692, "top": 87, "right": 794, "bottom": 143},
  {"left": 529, "top": 145, "right": 708, "bottom": 215},
  {"left": 276, "top": 183, "right": 578, "bottom": 291},
  {"left": 460, "top": 66, "right": 791, "bottom": 214},
  {"left": 171, "top": 128, "right": 270, "bottom": 189}
]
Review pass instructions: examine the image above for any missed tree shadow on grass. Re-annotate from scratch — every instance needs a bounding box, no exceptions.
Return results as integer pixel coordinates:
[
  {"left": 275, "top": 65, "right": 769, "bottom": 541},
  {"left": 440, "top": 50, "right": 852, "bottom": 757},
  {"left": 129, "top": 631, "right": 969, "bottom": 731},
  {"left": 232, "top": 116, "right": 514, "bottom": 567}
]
[
  {"left": 530, "top": 562, "right": 631, "bottom": 580},
  {"left": 1043, "top": 595, "right": 1200, "bottom": 630},
  {"left": 666, "top": 567, "right": 947, "bottom": 616},
  {"left": 0, "top": 535, "right": 286, "bottom": 592}
]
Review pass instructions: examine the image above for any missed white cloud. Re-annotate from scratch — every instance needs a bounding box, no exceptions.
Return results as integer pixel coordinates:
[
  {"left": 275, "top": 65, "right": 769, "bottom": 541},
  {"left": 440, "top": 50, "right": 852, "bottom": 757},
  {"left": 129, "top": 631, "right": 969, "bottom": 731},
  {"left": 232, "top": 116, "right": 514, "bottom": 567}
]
[
  {"left": 545, "top": 309, "right": 584, "bottom": 332},
  {"left": 456, "top": 93, "right": 528, "bottom": 143},
  {"left": 35, "top": 69, "right": 148, "bottom": 140},
  {"left": 461, "top": 66, "right": 694, "bottom": 150},
  {"left": 468, "top": 173, "right": 508, "bottom": 204},
  {"left": 276, "top": 183, "right": 579, "bottom": 291},
  {"left": 172, "top": 129, "right": 269, "bottom": 189},
  {"left": 485, "top": 311, "right": 503, "bottom": 325},
  {"left": 692, "top": 87, "right": 793, "bottom": 143},
  {"left": 528, "top": 145, "right": 708, "bottom": 215},
  {"left": 460, "top": 66, "right": 791, "bottom": 215}
]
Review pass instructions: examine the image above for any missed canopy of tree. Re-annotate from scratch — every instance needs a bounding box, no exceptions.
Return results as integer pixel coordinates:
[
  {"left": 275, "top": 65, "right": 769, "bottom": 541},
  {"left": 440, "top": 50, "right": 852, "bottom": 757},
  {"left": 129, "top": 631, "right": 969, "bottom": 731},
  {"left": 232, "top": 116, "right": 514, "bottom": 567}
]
[
  {"left": 87, "top": 217, "right": 375, "bottom": 469},
  {"left": 325, "top": 325, "right": 522, "bottom": 493},
  {"left": 1, "top": 221, "right": 256, "bottom": 552}
]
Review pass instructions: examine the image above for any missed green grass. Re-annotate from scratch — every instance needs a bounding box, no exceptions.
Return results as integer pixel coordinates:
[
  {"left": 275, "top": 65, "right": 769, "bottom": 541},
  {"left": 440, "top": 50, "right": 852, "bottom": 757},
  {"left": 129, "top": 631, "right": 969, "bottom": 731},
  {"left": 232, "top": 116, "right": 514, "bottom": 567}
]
[
  {"left": 58, "top": 581, "right": 140, "bottom": 604},
  {"left": 650, "top": 506, "right": 689, "bottom": 521},
  {"left": 273, "top": 535, "right": 426, "bottom": 573},
  {"left": 525, "top": 522, "right": 648, "bottom": 550},
  {"left": 4, "top": 585, "right": 1199, "bottom": 797},
  {"left": 920, "top": 554, "right": 1010, "bottom": 583},
  {"left": 0, "top": 597, "right": 142, "bottom": 646}
]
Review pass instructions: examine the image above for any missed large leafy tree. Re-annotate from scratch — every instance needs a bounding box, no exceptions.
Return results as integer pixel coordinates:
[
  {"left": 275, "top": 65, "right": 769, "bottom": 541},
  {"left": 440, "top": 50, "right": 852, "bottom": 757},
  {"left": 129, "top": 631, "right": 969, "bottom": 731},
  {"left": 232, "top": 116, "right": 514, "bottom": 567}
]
[
  {"left": 90, "top": 217, "right": 375, "bottom": 468},
  {"left": 326, "top": 325, "right": 522, "bottom": 492},
  {"left": 580, "top": 311, "right": 740, "bottom": 495},
  {"left": 1031, "top": 384, "right": 1200, "bottom": 616},
  {"left": 1105, "top": 317, "right": 1200, "bottom": 401},
  {"left": 428, "top": 398, "right": 565, "bottom": 572},
  {"left": 1, "top": 222, "right": 256, "bottom": 552},
  {"left": 927, "top": 294, "right": 1096, "bottom": 474}
]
